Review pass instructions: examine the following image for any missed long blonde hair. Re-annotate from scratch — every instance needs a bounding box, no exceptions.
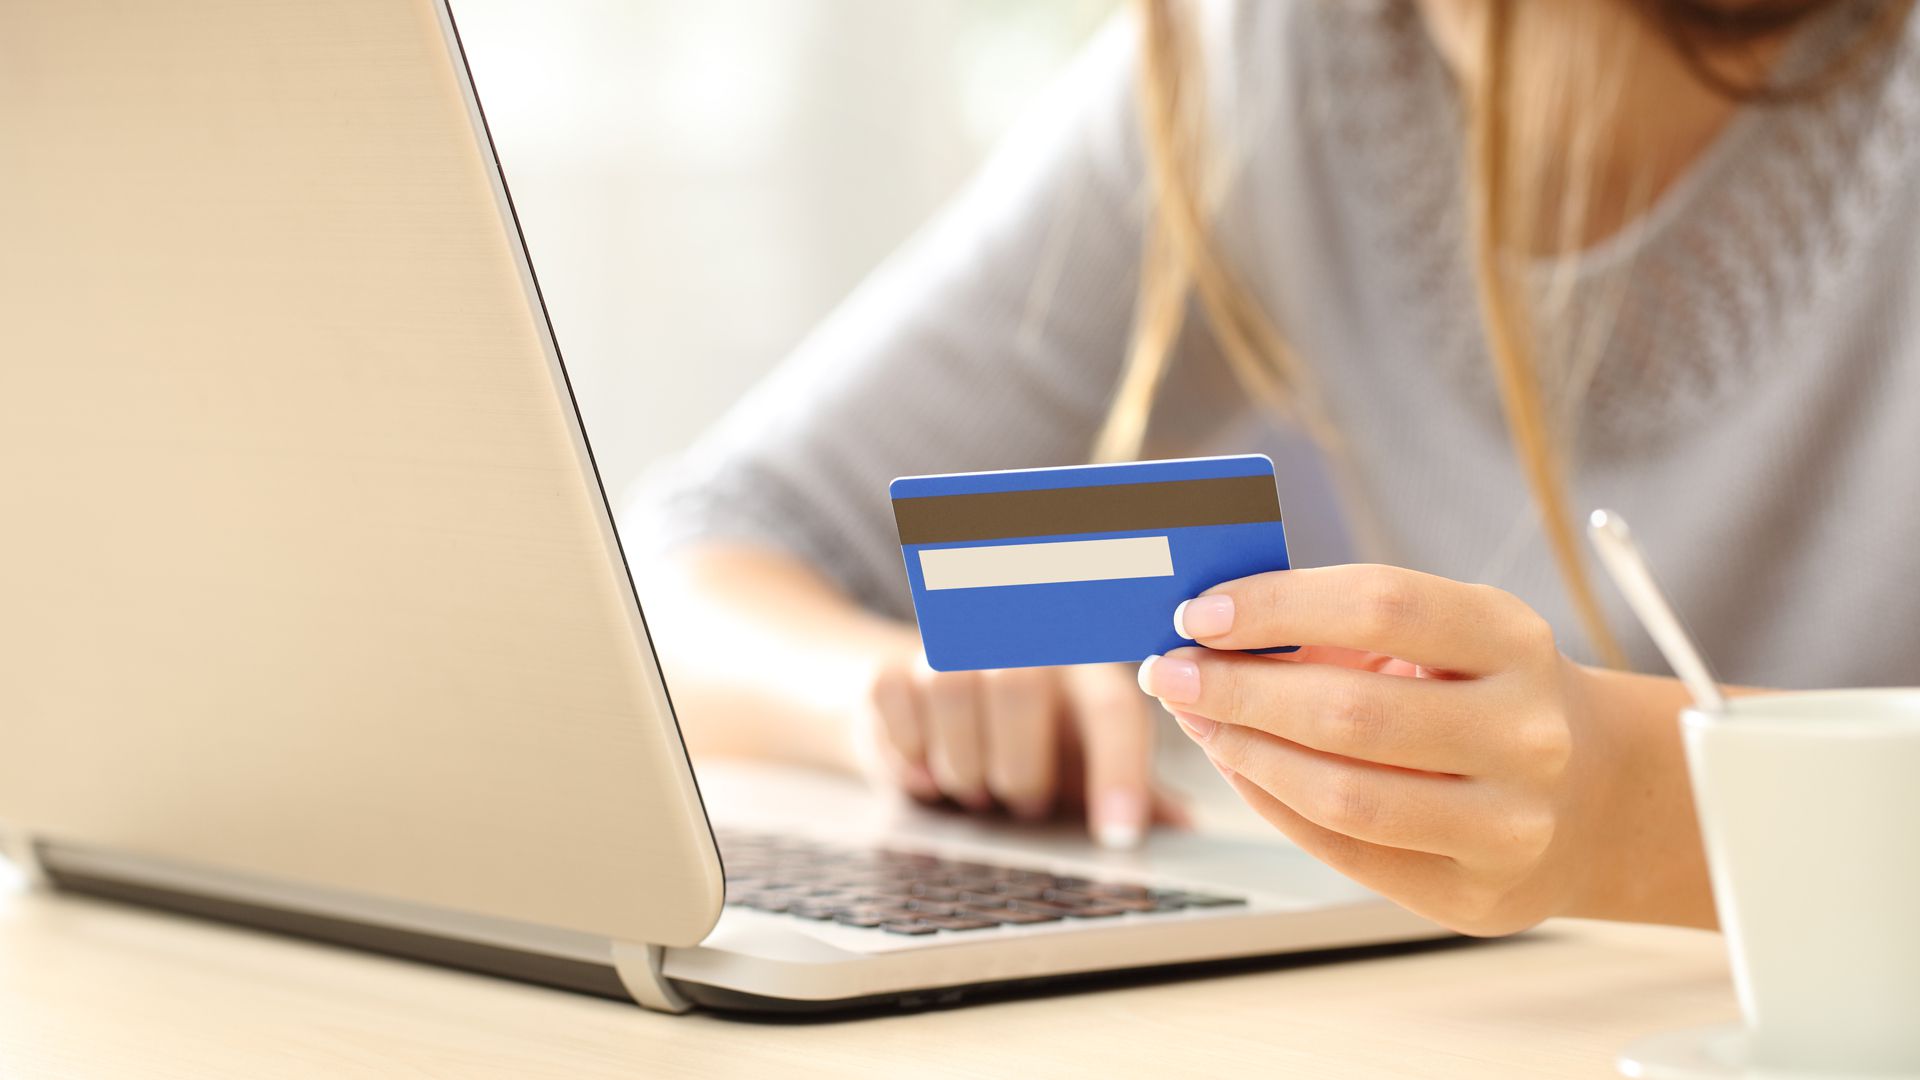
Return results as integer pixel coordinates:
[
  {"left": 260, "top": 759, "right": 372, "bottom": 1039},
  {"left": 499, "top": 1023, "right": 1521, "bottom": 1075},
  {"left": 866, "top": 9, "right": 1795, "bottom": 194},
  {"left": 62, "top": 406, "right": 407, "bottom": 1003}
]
[{"left": 1098, "top": 0, "right": 1910, "bottom": 667}]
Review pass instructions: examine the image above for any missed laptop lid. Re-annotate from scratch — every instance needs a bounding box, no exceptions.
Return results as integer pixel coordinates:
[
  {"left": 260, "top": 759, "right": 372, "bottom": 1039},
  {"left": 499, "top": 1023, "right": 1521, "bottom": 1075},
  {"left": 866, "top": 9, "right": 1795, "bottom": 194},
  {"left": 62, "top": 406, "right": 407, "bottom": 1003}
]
[{"left": 0, "top": 0, "right": 722, "bottom": 950}]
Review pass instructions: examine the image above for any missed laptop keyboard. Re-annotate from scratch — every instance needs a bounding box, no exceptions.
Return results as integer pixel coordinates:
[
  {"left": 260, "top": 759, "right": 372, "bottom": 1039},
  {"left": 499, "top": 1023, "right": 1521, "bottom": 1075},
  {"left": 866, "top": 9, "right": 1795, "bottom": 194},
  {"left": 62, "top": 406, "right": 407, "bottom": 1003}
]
[{"left": 718, "top": 829, "right": 1245, "bottom": 936}]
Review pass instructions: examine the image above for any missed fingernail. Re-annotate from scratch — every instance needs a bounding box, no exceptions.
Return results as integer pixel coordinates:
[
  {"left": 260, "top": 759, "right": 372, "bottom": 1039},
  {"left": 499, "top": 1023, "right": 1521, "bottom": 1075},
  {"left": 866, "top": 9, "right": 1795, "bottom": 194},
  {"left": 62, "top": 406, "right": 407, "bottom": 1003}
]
[
  {"left": 901, "top": 763, "right": 940, "bottom": 800},
  {"left": 1094, "top": 790, "right": 1146, "bottom": 850},
  {"left": 1174, "top": 712, "right": 1216, "bottom": 743},
  {"left": 1211, "top": 758, "right": 1237, "bottom": 781},
  {"left": 1173, "top": 594, "right": 1234, "bottom": 640},
  {"left": 1136, "top": 653, "right": 1200, "bottom": 704}
]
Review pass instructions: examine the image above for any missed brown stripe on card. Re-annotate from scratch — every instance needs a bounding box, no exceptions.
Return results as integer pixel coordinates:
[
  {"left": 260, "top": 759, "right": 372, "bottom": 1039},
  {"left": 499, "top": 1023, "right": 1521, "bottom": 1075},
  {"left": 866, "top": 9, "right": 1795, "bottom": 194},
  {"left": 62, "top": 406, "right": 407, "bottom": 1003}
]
[{"left": 893, "top": 474, "right": 1281, "bottom": 546}]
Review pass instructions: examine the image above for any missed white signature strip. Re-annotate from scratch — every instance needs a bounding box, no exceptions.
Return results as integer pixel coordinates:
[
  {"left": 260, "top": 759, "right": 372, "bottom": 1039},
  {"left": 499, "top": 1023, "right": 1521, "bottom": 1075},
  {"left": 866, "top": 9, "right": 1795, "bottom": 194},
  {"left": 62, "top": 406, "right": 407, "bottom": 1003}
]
[{"left": 919, "top": 536, "right": 1174, "bottom": 591}]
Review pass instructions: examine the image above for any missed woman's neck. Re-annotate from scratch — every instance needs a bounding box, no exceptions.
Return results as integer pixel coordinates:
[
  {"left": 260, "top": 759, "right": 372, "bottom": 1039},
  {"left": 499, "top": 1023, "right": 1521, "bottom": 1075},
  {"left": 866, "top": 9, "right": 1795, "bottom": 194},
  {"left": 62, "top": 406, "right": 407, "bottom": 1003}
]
[{"left": 1415, "top": 0, "right": 1789, "bottom": 252}]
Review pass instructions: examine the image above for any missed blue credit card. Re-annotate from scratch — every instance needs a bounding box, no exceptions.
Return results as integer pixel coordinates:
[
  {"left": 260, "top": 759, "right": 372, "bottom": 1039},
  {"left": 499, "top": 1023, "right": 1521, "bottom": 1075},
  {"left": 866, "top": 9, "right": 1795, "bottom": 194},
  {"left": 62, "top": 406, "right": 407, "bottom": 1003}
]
[{"left": 889, "top": 455, "right": 1292, "bottom": 671}]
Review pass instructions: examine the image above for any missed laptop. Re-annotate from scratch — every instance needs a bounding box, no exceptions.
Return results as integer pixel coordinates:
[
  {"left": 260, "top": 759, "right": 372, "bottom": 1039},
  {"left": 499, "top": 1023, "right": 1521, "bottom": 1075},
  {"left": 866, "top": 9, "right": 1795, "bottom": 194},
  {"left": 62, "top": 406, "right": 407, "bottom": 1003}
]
[{"left": 0, "top": 0, "right": 1444, "bottom": 1013}]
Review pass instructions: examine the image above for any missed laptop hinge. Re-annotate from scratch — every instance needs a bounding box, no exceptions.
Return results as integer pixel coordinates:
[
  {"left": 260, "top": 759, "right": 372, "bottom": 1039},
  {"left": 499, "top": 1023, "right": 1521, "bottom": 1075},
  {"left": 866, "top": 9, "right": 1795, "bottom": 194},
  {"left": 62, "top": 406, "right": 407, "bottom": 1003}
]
[
  {"left": 612, "top": 941, "right": 693, "bottom": 1013},
  {"left": 0, "top": 831, "right": 48, "bottom": 886}
]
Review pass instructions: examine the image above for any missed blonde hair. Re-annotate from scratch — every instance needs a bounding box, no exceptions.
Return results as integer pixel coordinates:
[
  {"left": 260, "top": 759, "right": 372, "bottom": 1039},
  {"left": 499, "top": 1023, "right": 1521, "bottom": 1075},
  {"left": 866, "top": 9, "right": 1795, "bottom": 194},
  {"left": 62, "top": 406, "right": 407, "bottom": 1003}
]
[{"left": 1099, "top": 0, "right": 1910, "bottom": 668}]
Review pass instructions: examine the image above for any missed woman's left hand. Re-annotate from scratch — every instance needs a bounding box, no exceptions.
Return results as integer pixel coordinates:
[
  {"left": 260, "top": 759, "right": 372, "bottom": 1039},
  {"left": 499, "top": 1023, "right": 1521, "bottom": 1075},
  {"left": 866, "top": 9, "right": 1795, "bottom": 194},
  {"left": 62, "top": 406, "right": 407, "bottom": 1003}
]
[{"left": 1136, "top": 563, "right": 1614, "bottom": 936}]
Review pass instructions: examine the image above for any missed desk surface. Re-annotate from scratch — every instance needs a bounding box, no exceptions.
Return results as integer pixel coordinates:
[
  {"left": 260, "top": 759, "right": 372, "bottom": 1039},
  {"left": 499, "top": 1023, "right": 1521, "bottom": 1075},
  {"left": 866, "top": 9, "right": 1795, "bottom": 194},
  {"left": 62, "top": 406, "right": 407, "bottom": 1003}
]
[{"left": 0, "top": 865, "right": 1736, "bottom": 1080}]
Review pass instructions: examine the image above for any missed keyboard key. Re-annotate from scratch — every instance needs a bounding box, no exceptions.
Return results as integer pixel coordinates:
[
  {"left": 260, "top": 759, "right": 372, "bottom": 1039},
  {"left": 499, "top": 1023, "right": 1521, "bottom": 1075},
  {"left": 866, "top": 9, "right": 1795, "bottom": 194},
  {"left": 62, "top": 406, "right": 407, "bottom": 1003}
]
[
  {"left": 1046, "top": 890, "right": 1158, "bottom": 912},
  {"left": 880, "top": 921, "right": 938, "bottom": 936},
  {"left": 1060, "top": 904, "right": 1127, "bottom": 918},
  {"left": 914, "top": 916, "right": 999, "bottom": 931},
  {"left": 1006, "top": 900, "right": 1079, "bottom": 917},
  {"left": 958, "top": 905, "right": 1060, "bottom": 925}
]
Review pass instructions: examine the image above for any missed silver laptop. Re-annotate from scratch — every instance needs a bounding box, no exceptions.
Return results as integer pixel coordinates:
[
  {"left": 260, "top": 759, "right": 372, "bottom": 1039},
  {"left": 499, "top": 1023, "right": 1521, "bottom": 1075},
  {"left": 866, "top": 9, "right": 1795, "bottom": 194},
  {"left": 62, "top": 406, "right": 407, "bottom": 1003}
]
[{"left": 0, "top": 0, "right": 1442, "bottom": 1013}]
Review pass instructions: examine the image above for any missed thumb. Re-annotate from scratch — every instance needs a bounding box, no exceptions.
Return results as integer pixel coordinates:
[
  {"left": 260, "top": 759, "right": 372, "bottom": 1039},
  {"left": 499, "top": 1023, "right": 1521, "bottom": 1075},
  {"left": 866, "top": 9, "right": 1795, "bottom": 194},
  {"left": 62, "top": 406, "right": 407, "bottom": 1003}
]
[{"left": 1062, "top": 663, "right": 1155, "bottom": 850}]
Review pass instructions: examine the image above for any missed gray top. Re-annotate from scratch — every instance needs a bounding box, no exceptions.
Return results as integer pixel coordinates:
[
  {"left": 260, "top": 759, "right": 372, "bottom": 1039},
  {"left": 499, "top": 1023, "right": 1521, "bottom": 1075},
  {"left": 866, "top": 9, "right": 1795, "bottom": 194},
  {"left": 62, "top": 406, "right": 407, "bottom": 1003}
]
[{"left": 637, "top": 1, "right": 1920, "bottom": 688}]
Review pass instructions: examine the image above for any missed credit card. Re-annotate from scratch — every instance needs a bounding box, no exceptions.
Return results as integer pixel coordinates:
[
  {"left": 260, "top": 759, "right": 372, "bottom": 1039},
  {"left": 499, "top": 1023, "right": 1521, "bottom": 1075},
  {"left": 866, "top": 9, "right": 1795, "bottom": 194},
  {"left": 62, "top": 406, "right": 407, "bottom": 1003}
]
[{"left": 889, "top": 454, "right": 1291, "bottom": 671}]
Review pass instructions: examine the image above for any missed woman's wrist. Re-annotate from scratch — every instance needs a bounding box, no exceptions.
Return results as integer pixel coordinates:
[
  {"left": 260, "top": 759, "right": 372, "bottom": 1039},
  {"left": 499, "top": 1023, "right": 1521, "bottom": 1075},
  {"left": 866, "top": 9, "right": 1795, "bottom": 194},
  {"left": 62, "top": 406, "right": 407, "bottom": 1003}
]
[
  {"left": 648, "top": 545, "right": 920, "bottom": 776},
  {"left": 1561, "top": 663, "right": 1718, "bottom": 928}
]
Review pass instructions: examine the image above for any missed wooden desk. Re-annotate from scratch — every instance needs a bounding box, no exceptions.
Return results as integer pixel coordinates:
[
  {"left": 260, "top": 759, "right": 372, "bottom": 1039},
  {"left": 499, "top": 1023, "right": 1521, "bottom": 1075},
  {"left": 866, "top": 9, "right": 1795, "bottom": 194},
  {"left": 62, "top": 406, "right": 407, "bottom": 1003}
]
[{"left": 0, "top": 863, "right": 1737, "bottom": 1080}]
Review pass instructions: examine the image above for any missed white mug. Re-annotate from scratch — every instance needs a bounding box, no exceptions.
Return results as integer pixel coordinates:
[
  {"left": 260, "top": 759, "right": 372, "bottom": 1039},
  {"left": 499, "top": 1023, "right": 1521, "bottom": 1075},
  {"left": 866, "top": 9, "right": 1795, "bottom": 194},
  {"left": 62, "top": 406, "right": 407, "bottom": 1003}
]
[{"left": 1683, "top": 689, "right": 1920, "bottom": 1074}]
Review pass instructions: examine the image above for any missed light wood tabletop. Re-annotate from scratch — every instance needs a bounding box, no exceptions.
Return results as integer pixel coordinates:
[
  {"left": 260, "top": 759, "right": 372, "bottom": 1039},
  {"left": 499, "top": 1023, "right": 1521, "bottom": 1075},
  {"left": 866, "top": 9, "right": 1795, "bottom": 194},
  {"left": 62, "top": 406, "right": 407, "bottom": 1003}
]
[{"left": 0, "top": 858, "right": 1738, "bottom": 1080}]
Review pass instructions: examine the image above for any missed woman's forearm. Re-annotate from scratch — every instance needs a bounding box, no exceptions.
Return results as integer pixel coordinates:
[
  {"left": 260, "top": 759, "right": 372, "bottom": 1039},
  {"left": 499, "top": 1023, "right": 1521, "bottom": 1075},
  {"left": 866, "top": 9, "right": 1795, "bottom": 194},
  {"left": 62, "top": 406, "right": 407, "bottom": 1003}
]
[
  {"left": 640, "top": 543, "right": 918, "bottom": 775},
  {"left": 1567, "top": 665, "right": 1720, "bottom": 928}
]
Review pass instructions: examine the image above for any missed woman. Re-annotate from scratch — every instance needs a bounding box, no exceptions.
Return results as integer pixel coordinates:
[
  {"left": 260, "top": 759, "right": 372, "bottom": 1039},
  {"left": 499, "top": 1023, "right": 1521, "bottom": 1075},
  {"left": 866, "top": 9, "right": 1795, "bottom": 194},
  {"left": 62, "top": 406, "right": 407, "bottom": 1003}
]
[{"left": 637, "top": 0, "right": 1920, "bottom": 936}]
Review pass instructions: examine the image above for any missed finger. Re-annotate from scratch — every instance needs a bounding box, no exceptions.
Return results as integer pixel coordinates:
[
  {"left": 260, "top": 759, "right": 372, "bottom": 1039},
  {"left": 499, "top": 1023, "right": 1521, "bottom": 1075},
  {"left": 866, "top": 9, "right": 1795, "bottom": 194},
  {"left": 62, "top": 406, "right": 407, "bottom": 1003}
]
[
  {"left": 1280, "top": 645, "right": 1426, "bottom": 677},
  {"left": 1151, "top": 787, "right": 1194, "bottom": 829},
  {"left": 1174, "top": 564, "right": 1550, "bottom": 675},
  {"left": 868, "top": 662, "right": 939, "bottom": 800},
  {"left": 978, "top": 667, "right": 1058, "bottom": 820},
  {"left": 1214, "top": 762, "right": 1459, "bottom": 907},
  {"left": 1063, "top": 664, "right": 1155, "bottom": 849},
  {"left": 1141, "top": 649, "right": 1494, "bottom": 773},
  {"left": 918, "top": 667, "right": 990, "bottom": 810},
  {"left": 1195, "top": 720, "right": 1495, "bottom": 857}
]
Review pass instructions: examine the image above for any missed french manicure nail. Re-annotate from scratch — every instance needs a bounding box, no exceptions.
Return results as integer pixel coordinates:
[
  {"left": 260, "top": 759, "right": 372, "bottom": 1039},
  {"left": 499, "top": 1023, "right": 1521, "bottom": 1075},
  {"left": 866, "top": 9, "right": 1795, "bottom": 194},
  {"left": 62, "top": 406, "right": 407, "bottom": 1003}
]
[
  {"left": 1136, "top": 654, "right": 1200, "bottom": 704},
  {"left": 1173, "top": 594, "right": 1234, "bottom": 640},
  {"left": 1095, "top": 789, "right": 1146, "bottom": 850},
  {"left": 901, "top": 763, "right": 940, "bottom": 799},
  {"left": 1136, "top": 654, "right": 1160, "bottom": 696}
]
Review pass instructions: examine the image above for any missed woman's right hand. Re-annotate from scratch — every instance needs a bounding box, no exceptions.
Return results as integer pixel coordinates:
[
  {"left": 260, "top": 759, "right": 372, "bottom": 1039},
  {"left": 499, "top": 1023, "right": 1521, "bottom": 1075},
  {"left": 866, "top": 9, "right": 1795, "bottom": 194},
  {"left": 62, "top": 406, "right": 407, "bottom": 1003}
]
[
  {"left": 648, "top": 545, "right": 1183, "bottom": 849},
  {"left": 857, "top": 653, "right": 1185, "bottom": 849}
]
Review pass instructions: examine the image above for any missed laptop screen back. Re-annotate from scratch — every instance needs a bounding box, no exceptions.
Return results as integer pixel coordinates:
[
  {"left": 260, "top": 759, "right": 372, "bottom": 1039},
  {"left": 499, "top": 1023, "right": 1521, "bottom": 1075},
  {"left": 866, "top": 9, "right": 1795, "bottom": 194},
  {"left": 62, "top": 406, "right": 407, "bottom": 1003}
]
[{"left": 0, "top": 0, "right": 721, "bottom": 947}]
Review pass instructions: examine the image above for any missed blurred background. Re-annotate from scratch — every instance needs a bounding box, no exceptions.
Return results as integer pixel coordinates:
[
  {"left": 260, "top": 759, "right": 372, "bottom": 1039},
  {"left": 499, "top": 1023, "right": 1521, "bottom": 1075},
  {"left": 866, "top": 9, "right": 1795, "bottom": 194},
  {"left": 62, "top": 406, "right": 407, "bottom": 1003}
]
[{"left": 452, "top": 0, "right": 1119, "bottom": 502}]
